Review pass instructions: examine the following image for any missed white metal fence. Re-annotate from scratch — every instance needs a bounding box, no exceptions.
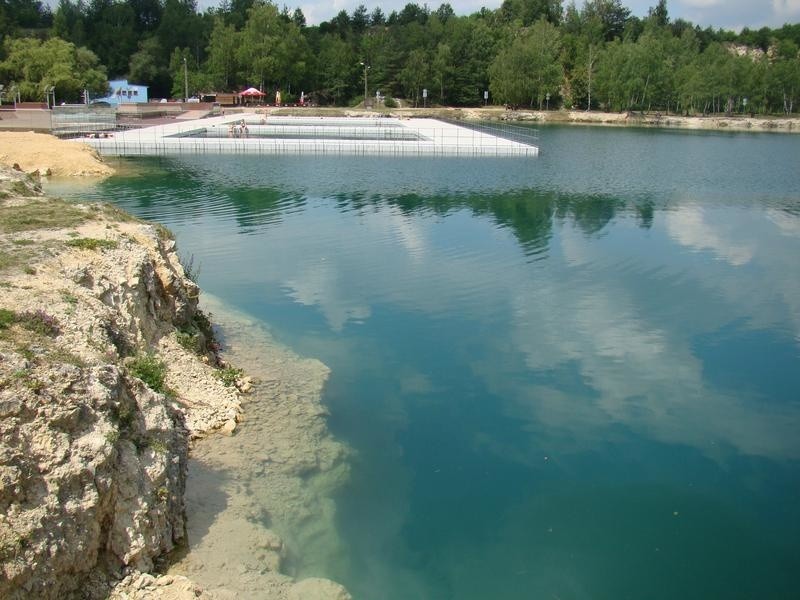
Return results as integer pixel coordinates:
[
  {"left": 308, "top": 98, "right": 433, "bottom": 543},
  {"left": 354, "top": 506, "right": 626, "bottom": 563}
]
[
  {"left": 51, "top": 106, "right": 116, "bottom": 136},
  {"left": 80, "top": 117, "right": 540, "bottom": 158}
]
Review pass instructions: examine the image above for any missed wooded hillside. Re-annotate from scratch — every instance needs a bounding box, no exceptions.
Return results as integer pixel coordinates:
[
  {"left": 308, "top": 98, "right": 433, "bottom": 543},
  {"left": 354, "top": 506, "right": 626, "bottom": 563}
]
[{"left": 1, "top": 0, "right": 798, "bottom": 114}]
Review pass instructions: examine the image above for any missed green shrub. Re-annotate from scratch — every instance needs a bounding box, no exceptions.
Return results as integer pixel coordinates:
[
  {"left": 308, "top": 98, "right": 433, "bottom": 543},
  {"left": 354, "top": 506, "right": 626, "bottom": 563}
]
[
  {"left": 66, "top": 238, "right": 118, "bottom": 251},
  {"left": 0, "top": 308, "right": 15, "bottom": 329},
  {"left": 18, "top": 309, "right": 60, "bottom": 336},
  {"left": 176, "top": 311, "right": 219, "bottom": 356},
  {"left": 154, "top": 223, "right": 174, "bottom": 241},
  {"left": 216, "top": 366, "right": 243, "bottom": 387},
  {"left": 149, "top": 438, "right": 168, "bottom": 454},
  {"left": 112, "top": 403, "right": 135, "bottom": 430},
  {"left": 176, "top": 329, "right": 201, "bottom": 354},
  {"left": 384, "top": 97, "right": 398, "bottom": 108},
  {"left": 129, "top": 352, "right": 168, "bottom": 393},
  {"left": 61, "top": 292, "right": 78, "bottom": 305},
  {"left": 180, "top": 253, "right": 200, "bottom": 283}
]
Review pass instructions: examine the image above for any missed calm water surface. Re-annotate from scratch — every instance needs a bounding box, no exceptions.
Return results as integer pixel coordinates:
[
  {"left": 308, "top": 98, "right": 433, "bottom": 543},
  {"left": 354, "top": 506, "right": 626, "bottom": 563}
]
[{"left": 57, "top": 126, "right": 800, "bottom": 599}]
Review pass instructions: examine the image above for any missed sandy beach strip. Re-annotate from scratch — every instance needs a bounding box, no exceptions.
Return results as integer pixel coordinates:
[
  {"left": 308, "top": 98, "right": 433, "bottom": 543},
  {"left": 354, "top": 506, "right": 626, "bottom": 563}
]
[{"left": 0, "top": 131, "right": 114, "bottom": 177}]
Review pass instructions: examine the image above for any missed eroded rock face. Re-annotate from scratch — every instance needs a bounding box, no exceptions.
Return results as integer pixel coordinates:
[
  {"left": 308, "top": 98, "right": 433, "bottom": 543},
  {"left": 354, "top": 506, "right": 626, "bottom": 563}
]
[
  {"left": 0, "top": 172, "right": 202, "bottom": 598},
  {"left": 0, "top": 360, "right": 188, "bottom": 599}
]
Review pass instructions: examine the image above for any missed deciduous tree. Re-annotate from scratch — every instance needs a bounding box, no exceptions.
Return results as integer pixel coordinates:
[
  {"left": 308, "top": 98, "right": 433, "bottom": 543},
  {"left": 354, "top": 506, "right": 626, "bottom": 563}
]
[{"left": 0, "top": 36, "right": 107, "bottom": 102}]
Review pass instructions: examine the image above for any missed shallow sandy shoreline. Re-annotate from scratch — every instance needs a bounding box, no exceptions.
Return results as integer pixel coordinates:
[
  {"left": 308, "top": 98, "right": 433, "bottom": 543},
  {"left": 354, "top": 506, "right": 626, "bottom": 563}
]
[{"left": 167, "top": 295, "right": 351, "bottom": 599}]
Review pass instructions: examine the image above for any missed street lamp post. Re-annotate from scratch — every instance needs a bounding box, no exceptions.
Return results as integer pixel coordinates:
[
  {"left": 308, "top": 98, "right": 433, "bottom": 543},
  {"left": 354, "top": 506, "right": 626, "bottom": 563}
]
[
  {"left": 359, "top": 61, "right": 369, "bottom": 107},
  {"left": 183, "top": 57, "right": 188, "bottom": 102}
]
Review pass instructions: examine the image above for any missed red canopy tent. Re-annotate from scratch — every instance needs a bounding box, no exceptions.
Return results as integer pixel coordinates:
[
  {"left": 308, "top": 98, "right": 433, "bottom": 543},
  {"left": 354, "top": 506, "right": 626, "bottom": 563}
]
[{"left": 239, "top": 87, "right": 266, "bottom": 105}]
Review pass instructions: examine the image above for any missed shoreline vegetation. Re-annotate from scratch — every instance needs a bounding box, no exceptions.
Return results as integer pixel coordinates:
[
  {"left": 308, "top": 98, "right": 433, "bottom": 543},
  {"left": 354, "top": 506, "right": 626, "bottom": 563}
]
[
  {"left": 2, "top": 0, "right": 798, "bottom": 126},
  {"left": 0, "top": 140, "right": 351, "bottom": 598}
]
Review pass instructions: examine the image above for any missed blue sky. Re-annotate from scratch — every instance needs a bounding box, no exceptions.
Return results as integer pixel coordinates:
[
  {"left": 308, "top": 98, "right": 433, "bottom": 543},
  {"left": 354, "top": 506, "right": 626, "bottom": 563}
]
[{"left": 267, "top": 0, "right": 799, "bottom": 30}]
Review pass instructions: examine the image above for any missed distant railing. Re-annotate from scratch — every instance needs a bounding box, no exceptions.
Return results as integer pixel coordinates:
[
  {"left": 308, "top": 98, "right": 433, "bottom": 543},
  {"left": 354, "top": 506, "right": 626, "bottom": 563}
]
[
  {"left": 438, "top": 118, "right": 540, "bottom": 148},
  {"left": 51, "top": 105, "right": 116, "bottom": 136},
  {"left": 79, "top": 116, "right": 540, "bottom": 158}
]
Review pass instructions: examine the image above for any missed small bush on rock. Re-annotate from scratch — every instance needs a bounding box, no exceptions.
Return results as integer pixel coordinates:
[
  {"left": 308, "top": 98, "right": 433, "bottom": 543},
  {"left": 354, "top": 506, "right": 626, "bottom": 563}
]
[
  {"left": 216, "top": 366, "right": 243, "bottom": 387},
  {"left": 129, "top": 353, "right": 168, "bottom": 394},
  {"left": 18, "top": 309, "right": 60, "bottom": 336},
  {"left": 0, "top": 308, "right": 15, "bottom": 329}
]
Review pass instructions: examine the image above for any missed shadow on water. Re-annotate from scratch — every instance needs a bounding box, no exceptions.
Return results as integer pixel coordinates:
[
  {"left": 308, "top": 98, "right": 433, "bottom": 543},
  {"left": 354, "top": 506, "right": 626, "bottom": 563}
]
[{"left": 164, "top": 458, "right": 231, "bottom": 566}]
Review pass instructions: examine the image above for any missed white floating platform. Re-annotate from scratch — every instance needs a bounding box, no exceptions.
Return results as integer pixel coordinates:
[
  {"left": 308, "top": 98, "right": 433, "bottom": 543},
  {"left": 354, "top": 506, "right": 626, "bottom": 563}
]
[{"left": 78, "top": 114, "right": 539, "bottom": 158}]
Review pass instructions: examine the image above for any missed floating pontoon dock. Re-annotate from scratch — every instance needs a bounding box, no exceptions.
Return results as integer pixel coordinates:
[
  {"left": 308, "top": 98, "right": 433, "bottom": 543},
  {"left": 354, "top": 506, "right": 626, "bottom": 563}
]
[{"left": 79, "top": 114, "right": 539, "bottom": 158}]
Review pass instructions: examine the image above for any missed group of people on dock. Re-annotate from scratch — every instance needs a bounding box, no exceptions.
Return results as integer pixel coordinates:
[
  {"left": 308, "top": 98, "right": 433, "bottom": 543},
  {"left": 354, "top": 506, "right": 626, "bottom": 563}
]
[{"left": 228, "top": 119, "right": 249, "bottom": 138}]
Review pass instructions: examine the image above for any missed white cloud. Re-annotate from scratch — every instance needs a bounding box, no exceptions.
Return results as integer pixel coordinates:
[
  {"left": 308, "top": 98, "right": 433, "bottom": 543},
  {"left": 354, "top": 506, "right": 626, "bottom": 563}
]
[
  {"left": 767, "top": 209, "right": 800, "bottom": 237},
  {"left": 773, "top": 0, "right": 800, "bottom": 18},
  {"left": 285, "top": 258, "right": 372, "bottom": 332},
  {"left": 495, "top": 269, "right": 800, "bottom": 460},
  {"left": 194, "top": 181, "right": 800, "bottom": 461},
  {"left": 681, "top": 0, "right": 724, "bottom": 7},
  {"left": 665, "top": 206, "right": 754, "bottom": 266},
  {"left": 292, "top": 0, "right": 798, "bottom": 28}
]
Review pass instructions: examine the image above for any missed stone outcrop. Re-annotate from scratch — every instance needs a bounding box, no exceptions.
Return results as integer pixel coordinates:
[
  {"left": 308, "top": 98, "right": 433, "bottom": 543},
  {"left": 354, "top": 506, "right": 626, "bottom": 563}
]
[
  {"left": 0, "top": 165, "right": 350, "bottom": 599},
  {"left": 0, "top": 364, "right": 187, "bottom": 598},
  {"left": 0, "top": 167, "right": 234, "bottom": 598}
]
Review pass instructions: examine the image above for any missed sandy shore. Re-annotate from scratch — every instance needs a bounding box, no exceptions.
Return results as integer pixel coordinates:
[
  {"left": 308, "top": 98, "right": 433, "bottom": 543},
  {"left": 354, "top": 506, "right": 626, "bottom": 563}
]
[
  {"left": 0, "top": 131, "right": 114, "bottom": 177},
  {"left": 167, "top": 295, "right": 352, "bottom": 599}
]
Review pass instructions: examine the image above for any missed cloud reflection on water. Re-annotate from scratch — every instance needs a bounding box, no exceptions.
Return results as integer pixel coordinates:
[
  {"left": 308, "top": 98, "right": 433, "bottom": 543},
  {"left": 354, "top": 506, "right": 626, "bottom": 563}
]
[{"left": 263, "top": 193, "right": 800, "bottom": 461}]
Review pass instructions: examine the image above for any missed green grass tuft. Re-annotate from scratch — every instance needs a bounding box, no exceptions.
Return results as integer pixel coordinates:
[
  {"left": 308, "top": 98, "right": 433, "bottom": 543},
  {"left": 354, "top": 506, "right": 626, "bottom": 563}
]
[
  {"left": 0, "top": 199, "right": 86, "bottom": 233},
  {"left": 216, "top": 366, "right": 243, "bottom": 388},
  {"left": 0, "top": 308, "right": 15, "bottom": 329},
  {"left": 0, "top": 249, "right": 28, "bottom": 272},
  {"left": 66, "top": 237, "right": 118, "bottom": 251}
]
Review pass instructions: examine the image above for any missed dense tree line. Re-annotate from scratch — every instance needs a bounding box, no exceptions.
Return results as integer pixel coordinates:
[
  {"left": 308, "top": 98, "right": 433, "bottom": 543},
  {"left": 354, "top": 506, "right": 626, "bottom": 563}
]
[{"left": 0, "top": 0, "right": 799, "bottom": 115}]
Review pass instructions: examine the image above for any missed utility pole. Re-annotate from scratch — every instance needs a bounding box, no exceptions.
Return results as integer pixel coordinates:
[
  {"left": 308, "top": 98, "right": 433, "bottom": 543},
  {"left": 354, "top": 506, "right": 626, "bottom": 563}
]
[
  {"left": 360, "top": 61, "right": 369, "bottom": 107},
  {"left": 183, "top": 57, "right": 188, "bottom": 102},
  {"left": 587, "top": 45, "right": 595, "bottom": 111}
]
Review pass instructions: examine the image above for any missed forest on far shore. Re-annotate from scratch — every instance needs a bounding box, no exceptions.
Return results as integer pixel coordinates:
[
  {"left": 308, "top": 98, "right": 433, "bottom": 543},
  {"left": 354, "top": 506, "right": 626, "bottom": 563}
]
[{"left": 0, "top": 0, "right": 799, "bottom": 115}]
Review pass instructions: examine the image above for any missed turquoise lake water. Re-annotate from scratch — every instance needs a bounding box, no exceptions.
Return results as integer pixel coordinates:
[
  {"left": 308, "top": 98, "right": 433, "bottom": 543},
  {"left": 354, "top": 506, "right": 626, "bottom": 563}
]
[{"left": 57, "top": 126, "right": 800, "bottom": 599}]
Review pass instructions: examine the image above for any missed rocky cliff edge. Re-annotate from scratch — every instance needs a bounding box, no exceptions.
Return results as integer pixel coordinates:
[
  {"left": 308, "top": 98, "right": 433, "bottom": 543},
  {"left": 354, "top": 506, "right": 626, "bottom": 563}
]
[{"left": 0, "top": 167, "right": 349, "bottom": 599}]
